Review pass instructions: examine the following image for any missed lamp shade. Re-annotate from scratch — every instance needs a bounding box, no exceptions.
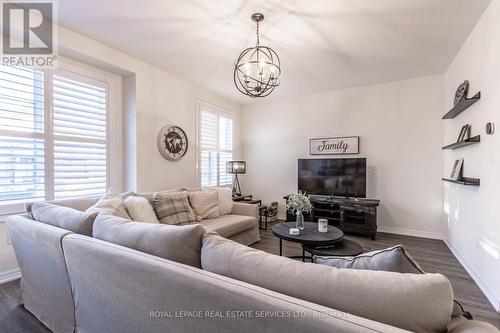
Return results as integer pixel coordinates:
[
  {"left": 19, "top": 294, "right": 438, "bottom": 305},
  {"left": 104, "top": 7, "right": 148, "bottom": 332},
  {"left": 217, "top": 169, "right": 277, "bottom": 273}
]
[{"left": 227, "top": 161, "right": 246, "bottom": 174}]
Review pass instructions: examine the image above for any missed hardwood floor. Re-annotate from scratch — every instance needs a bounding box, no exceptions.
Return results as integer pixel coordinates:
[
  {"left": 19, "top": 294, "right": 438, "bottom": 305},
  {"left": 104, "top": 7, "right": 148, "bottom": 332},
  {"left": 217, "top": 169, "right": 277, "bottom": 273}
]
[
  {"left": 252, "top": 224, "right": 500, "bottom": 328},
  {"left": 0, "top": 225, "right": 498, "bottom": 332}
]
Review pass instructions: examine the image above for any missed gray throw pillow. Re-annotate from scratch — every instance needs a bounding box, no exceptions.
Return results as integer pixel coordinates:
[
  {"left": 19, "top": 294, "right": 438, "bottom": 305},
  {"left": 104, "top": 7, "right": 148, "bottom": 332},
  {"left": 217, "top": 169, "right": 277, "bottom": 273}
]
[
  {"left": 92, "top": 214, "right": 206, "bottom": 268},
  {"left": 31, "top": 202, "right": 97, "bottom": 236},
  {"left": 153, "top": 192, "right": 196, "bottom": 225},
  {"left": 314, "top": 245, "right": 472, "bottom": 320},
  {"left": 313, "top": 245, "right": 424, "bottom": 273},
  {"left": 201, "top": 233, "right": 454, "bottom": 333}
]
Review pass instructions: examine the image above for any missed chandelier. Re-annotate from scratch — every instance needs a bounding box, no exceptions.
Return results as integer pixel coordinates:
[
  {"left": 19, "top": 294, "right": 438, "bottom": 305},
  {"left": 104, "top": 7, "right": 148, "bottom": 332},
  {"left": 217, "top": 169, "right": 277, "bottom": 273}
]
[{"left": 234, "top": 13, "right": 281, "bottom": 98}]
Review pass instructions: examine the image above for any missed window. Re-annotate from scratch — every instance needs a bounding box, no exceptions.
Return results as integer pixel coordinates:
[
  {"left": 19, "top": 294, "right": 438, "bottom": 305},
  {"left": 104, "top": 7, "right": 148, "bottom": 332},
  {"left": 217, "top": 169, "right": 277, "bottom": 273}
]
[
  {"left": 0, "top": 62, "right": 115, "bottom": 212},
  {"left": 198, "top": 103, "right": 234, "bottom": 187}
]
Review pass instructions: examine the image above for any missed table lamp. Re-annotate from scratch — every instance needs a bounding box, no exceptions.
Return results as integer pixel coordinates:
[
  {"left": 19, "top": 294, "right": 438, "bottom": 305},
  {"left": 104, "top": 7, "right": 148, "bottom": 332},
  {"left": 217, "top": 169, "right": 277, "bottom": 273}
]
[{"left": 227, "top": 161, "right": 246, "bottom": 197}]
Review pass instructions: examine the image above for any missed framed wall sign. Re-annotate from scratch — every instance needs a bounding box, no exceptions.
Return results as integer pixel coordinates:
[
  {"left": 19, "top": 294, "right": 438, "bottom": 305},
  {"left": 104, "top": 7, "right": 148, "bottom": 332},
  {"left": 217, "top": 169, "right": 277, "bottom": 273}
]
[{"left": 309, "top": 136, "right": 359, "bottom": 155}]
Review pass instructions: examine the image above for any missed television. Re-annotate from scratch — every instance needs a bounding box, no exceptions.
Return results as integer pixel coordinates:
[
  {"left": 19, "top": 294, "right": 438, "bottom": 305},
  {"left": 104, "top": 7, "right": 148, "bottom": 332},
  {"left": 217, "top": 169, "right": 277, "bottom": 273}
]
[{"left": 298, "top": 158, "right": 366, "bottom": 197}]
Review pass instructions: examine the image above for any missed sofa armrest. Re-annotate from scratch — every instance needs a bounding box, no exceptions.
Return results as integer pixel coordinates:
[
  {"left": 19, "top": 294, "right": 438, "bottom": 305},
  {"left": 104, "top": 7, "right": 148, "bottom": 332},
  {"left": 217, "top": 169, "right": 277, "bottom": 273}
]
[
  {"left": 6, "top": 215, "right": 77, "bottom": 333},
  {"left": 231, "top": 202, "right": 259, "bottom": 220},
  {"left": 447, "top": 318, "right": 499, "bottom": 333}
]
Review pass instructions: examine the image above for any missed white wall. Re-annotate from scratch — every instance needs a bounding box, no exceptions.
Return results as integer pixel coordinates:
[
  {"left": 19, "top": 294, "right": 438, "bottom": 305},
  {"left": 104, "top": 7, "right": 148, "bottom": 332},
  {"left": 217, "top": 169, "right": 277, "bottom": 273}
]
[
  {"left": 443, "top": 0, "right": 500, "bottom": 311},
  {"left": 59, "top": 27, "right": 243, "bottom": 192},
  {"left": 242, "top": 75, "right": 444, "bottom": 238},
  {"left": 0, "top": 25, "right": 243, "bottom": 280}
]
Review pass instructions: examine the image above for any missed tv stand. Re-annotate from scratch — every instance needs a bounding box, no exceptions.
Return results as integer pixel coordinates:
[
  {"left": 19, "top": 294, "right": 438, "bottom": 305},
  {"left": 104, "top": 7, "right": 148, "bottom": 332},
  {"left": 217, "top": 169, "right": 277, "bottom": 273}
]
[{"left": 284, "top": 195, "right": 380, "bottom": 240}]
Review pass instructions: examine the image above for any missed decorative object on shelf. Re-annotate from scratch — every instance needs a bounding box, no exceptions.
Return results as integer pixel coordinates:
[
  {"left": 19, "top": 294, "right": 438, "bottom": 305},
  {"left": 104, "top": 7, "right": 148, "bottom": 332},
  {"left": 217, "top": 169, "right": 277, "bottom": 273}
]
[
  {"left": 486, "top": 122, "right": 495, "bottom": 135},
  {"left": 286, "top": 192, "right": 312, "bottom": 231},
  {"left": 450, "top": 158, "right": 464, "bottom": 181},
  {"left": 318, "top": 218, "right": 328, "bottom": 233},
  {"left": 234, "top": 13, "right": 281, "bottom": 98},
  {"left": 310, "top": 136, "right": 359, "bottom": 155},
  {"left": 454, "top": 80, "right": 469, "bottom": 106},
  {"left": 227, "top": 161, "right": 246, "bottom": 197},
  {"left": 457, "top": 124, "right": 471, "bottom": 142},
  {"left": 156, "top": 125, "right": 188, "bottom": 161}
]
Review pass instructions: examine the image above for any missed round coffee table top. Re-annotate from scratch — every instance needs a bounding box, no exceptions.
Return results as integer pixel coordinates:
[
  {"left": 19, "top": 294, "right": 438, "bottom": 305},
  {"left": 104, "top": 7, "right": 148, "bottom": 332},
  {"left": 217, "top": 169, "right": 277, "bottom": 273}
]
[
  {"left": 303, "top": 239, "right": 363, "bottom": 257},
  {"left": 272, "top": 222, "right": 344, "bottom": 245}
]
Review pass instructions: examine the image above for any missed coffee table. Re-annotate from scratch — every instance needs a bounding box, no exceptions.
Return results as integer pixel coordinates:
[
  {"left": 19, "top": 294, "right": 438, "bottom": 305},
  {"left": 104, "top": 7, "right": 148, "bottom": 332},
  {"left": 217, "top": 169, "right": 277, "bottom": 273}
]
[
  {"left": 303, "top": 239, "right": 363, "bottom": 257},
  {"left": 272, "top": 222, "right": 344, "bottom": 262}
]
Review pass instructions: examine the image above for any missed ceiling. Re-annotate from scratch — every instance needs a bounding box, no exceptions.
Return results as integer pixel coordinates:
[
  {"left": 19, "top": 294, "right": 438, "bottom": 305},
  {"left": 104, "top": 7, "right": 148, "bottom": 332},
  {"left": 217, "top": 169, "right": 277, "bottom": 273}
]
[{"left": 58, "top": 0, "right": 491, "bottom": 104}]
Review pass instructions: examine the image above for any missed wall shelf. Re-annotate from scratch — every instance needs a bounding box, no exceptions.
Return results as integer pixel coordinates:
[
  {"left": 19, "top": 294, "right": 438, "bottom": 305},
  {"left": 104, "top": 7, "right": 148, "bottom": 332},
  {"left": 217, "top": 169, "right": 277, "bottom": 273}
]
[
  {"left": 442, "top": 92, "right": 481, "bottom": 119},
  {"left": 442, "top": 177, "right": 480, "bottom": 186},
  {"left": 442, "top": 135, "right": 480, "bottom": 150}
]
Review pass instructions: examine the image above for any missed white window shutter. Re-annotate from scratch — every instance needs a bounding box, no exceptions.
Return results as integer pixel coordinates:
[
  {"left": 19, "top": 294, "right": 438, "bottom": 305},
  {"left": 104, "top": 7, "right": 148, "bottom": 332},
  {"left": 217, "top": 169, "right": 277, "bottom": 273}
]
[
  {"left": 198, "top": 105, "right": 234, "bottom": 187},
  {"left": 0, "top": 66, "right": 45, "bottom": 204},
  {"left": 52, "top": 74, "right": 108, "bottom": 199}
]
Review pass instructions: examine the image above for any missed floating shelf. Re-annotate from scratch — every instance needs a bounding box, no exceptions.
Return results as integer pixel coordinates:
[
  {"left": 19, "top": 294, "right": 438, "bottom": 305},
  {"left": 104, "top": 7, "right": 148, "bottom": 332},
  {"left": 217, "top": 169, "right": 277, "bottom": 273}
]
[
  {"left": 442, "top": 135, "right": 481, "bottom": 150},
  {"left": 442, "top": 92, "right": 481, "bottom": 119},
  {"left": 442, "top": 177, "right": 480, "bottom": 186}
]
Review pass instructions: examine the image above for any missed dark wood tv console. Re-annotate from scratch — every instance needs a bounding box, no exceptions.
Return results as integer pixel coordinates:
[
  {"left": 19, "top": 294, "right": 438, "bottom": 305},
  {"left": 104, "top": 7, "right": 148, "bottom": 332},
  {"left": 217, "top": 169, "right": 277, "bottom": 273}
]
[{"left": 284, "top": 195, "right": 380, "bottom": 240}]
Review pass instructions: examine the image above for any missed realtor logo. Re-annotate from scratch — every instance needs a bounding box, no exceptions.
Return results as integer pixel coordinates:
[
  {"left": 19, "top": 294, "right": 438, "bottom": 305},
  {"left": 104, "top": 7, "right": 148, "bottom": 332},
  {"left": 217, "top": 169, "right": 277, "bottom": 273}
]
[{"left": 1, "top": 0, "right": 58, "bottom": 67}]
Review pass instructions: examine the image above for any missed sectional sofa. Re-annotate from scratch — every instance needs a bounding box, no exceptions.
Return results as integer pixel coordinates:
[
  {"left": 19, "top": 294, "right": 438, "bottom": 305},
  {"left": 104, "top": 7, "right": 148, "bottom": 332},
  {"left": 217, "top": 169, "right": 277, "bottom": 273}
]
[{"left": 6, "top": 194, "right": 499, "bottom": 333}]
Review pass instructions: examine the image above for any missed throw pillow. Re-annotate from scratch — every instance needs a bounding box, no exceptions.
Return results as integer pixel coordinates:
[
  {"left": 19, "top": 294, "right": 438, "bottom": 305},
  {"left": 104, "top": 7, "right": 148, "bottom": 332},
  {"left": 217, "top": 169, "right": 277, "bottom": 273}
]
[
  {"left": 86, "top": 189, "right": 131, "bottom": 219},
  {"left": 153, "top": 192, "right": 196, "bottom": 225},
  {"left": 313, "top": 245, "right": 424, "bottom": 273},
  {"left": 314, "top": 245, "right": 472, "bottom": 320},
  {"left": 31, "top": 202, "right": 97, "bottom": 236},
  {"left": 93, "top": 214, "right": 206, "bottom": 267},
  {"left": 123, "top": 195, "right": 159, "bottom": 223},
  {"left": 202, "top": 186, "right": 233, "bottom": 215},
  {"left": 188, "top": 191, "right": 219, "bottom": 220},
  {"left": 201, "top": 233, "right": 454, "bottom": 333}
]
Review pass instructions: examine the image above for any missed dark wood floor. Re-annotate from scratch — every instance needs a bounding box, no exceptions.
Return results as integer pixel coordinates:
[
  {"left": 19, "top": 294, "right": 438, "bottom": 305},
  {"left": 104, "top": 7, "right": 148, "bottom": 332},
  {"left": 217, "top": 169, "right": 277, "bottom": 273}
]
[
  {"left": 252, "top": 224, "right": 500, "bottom": 328},
  {"left": 0, "top": 226, "right": 498, "bottom": 332}
]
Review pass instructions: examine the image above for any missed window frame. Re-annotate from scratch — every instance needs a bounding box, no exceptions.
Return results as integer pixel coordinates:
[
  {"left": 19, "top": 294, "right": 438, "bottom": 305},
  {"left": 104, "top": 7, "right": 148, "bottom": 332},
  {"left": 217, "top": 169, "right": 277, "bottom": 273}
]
[
  {"left": 0, "top": 57, "right": 122, "bottom": 217},
  {"left": 196, "top": 100, "right": 236, "bottom": 188}
]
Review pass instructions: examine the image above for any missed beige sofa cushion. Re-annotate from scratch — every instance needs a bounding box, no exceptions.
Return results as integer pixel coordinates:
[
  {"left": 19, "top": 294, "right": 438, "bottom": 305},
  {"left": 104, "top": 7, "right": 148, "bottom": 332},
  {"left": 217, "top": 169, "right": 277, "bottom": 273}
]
[
  {"left": 202, "top": 186, "right": 233, "bottom": 215},
  {"left": 31, "top": 202, "right": 97, "bottom": 236},
  {"left": 201, "top": 234, "right": 454, "bottom": 333},
  {"left": 199, "top": 214, "right": 257, "bottom": 238},
  {"left": 153, "top": 192, "right": 196, "bottom": 225},
  {"left": 93, "top": 214, "right": 206, "bottom": 268},
  {"left": 188, "top": 191, "right": 219, "bottom": 220}
]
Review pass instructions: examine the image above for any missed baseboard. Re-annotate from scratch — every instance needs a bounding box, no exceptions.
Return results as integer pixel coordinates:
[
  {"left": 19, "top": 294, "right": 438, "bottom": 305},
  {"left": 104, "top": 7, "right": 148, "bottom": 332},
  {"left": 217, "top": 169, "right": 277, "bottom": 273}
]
[
  {"left": 377, "top": 226, "right": 442, "bottom": 240},
  {"left": 444, "top": 239, "right": 500, "bottom": 313},
  {"left": 0, "top": 268, "right": 21, "bottom": 284}
]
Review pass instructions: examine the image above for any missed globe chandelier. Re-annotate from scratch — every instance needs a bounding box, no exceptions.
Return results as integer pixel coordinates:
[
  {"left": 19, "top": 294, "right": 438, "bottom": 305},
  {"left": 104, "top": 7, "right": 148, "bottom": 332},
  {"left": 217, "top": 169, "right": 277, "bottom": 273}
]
[{"left": 234, "top": 13, "right": 281, "bottom": 98}]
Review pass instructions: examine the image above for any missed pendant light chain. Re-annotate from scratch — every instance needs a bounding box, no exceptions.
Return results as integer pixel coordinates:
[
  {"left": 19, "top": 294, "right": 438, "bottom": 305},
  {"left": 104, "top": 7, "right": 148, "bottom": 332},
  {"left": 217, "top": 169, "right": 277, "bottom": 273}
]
[{"left": 256, "top": 20, "right": 260, "bottom": 47}]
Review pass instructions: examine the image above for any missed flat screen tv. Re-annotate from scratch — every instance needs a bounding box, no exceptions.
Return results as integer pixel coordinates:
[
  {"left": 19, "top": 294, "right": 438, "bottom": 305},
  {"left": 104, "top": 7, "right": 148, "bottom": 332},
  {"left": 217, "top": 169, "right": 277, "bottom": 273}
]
[{"left": 298, "top": 158, "right": 366, "bottom": 197}]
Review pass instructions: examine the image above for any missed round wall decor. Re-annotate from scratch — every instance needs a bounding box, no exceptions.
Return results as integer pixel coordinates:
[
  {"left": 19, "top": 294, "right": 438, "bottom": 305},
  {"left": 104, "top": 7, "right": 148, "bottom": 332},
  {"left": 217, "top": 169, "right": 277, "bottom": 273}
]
[
  {"left": 486, "top": 122, "right": 495, "bottom": 135},
  {"left": 454, "top": 80, "right": 469, "bottom": 106},
  {"left": 156, "top": 125, "right": 188, "bottom": 161}
]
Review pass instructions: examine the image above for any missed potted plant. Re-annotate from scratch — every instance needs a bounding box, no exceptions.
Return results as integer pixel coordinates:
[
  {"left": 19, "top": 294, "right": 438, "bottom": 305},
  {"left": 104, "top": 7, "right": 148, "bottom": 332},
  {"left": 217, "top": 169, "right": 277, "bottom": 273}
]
[{"left": 286, "top": 192, "right": 312, "bottom": 230}]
